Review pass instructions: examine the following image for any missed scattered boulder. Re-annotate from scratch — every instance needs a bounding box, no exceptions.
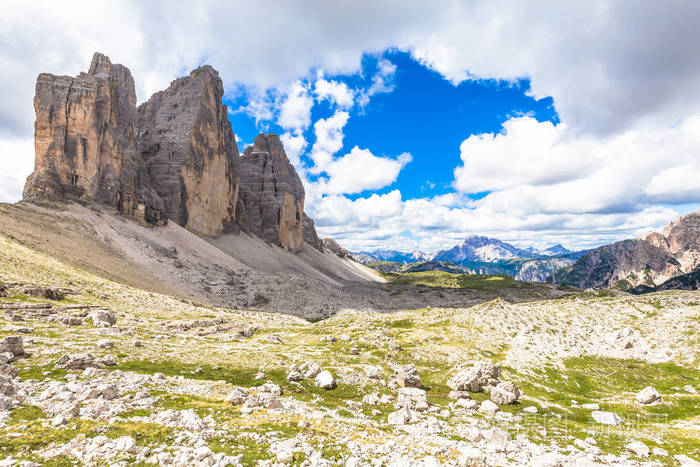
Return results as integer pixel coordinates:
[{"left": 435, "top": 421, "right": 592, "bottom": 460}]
[
  {"left": 0, "top": 337, "right": 24, "bottom": 359},
  {"left": 315, "top": 370, "right": 336, "bottom": 390},
  {"left": 19, "top": 285, "right": 65, "bottom": 301},
  {"left": 59, "top": 316, "right": 83, "bottom": 326},
  {"left": 490, "top": 381, "right": 521, "bottom": 405},
  {"left": 581, "top": 403, "right": 600, "bottom": 410},
  {"left": 244, "top": 392, "right": 282, "bottom": 410},
  {"left": 89, "top": 309, "right": 116, "bottom": 327},
  {"left": 397, "top": 364, "right": 421, "bottom": 388},
  {"left": 287, "top": 368, "right": 302, "bottom": 382},
  {"left": 591, "top": 410, "right": 623, "bottom": 425},
  {"left": 55, "top": 354, "right": 97, "bottom": 370},
  {"left": 448, "top": 390, "right": 471, "bottom": 400},
  {"left": 362, "top": 393, "right": 380, "bottom": 405},
  {"left": 479, "top": 400, "right": 499, "bottom": 414},
  {"left": 456, "top": 398, "right": 480, "bottom": 411},
  {"left": 447, "top": 361, "right": 500, "bottom": 392},
  {"left": 301, "top": 361, "right": 321, "bottom": 379},
  {"left": 97, "top": 340, "right": 114, "bottom": 349},
  {"left": 260, "top": 382, "right": 282, "bottom": 396},
  {"left": 626, "top": 441, "right": 650, "bottom": 457},
  {"left": 635, "top": 386, "right": 662, "bottom": 405},
  {"left": 224, "top": 388, "right": 248, "bottom": 406},
  {"left": 396, "top": 387, "right": 428, "bottom": 410},
  {"left": 387, "top": 406, "right": 413, "bottom": 426}
]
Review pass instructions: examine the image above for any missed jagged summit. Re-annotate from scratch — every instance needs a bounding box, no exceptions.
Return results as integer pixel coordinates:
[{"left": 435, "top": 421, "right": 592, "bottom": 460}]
[
  {"left": 24, "top": 52, "right": 165, "bottom": 225},
  {"left": 137, "top": 61, "right": 240, "bottom": 236}
]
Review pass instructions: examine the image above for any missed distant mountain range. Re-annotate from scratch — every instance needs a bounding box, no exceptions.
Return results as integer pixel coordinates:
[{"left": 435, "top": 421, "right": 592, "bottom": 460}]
[
  {"left": 353, "top": 236, "right": 587, "bottom": 282},
  {"left": 352, "top": 250, "right": 431, "bottom": 264},
  {"left": 433, "top": 235, "right": 574, "bottom": 263}
]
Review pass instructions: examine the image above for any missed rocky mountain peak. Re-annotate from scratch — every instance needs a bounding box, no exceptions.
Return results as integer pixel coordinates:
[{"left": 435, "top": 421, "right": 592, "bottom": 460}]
[
  {"left": 137, "top": 61, "right": 240, "bottom": 236},
  {"left": 23, "top": 51, "right": 323, "bottom": 251},
  {"left": 23, "top": 52, "right": 165, "bottom": 225},
  {"left": 237, "top": 133, "right": 306, "bottom": 251}
]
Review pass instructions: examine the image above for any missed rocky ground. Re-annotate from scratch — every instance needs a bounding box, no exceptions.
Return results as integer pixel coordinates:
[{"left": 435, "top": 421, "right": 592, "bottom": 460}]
[{"left": 0, "top": 235, "right": 699, "bottom": 466}]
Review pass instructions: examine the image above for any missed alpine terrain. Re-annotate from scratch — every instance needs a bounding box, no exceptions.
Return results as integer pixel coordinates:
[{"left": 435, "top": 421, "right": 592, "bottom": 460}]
[{"left": 0, "top": 49, "right": 698, "bottom": 467}]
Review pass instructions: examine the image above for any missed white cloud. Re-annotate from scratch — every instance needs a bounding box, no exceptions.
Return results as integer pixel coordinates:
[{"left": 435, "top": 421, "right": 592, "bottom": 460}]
[
  {"left": 646, "top": 164, "right": 700, "bottom": 204},
  {"left": 318, "top": 147, "right": 411, "bottom": 195},
  {"left": 308, "top": 111, "right": 350, "bottom": 172},
  {"left": 4, "top": 1, "right": 700, "bottom": 138},
  {"left": 454, "top": 116, "right": 700, "bottom": 215},
  {"left": 277, "top": 81, "right": 313, "bottom": 133},
  {"left": 314, "top": 77, "right": 355, "bottom": 109},
  {"left": 0, "top": 138, "right": 34, "bottom": 202}
]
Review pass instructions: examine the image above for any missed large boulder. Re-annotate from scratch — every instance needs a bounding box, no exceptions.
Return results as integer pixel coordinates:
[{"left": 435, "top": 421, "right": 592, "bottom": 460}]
[
  {"left": 635, "top": 386, "right": 662, "bottom": 405},
  {"left": 397, "top": 364, "right": 421, "bottom": 388},
  {"left": 137, "top": 66, "right": 240, "bottom": 236},
  {"left": 447, "top": 361, "right": 501, "bottom": 392},
  {"left": 490, "top": 381, "right": 521, "bottom": 405},
  {"left": 88, "top": 309, "right": 116, "bottom": 327},
  {"left": 237, "top": 133, "right": 305, "bottom": 251},
  {"left": 315, "top": 370, "right": 336, "bottom": 390},
  {"left": 24, "top": 52, "right": 165, "bottom": 225}
]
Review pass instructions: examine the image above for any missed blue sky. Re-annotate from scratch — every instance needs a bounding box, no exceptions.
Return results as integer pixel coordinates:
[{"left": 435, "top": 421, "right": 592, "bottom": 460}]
[
  {"left": 2, "top": 2, "right": 700, "bottom": 253},
  {"left": 227, "top": 52, "right": 559, "bottom": 202}
]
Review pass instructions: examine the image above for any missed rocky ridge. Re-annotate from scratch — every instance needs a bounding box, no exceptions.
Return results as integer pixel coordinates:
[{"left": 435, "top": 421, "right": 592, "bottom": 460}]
[
  {"left": 24, "top": 53, "right": 166, "bottom": 225},
  {"left": 555, "top": 210, "right": 700, "bottom": 289}
]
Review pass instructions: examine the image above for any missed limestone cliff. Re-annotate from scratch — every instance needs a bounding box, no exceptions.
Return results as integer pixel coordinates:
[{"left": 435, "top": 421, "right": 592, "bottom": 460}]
[
  {"left": 237, "top": 134, "right": 305, "bottom": 251},
  {"left": 23, "top": 53, "right": 165, "bottom": 224},
  {"left": 302, "top": 213, "right": 324, "bottom": 251},
  {"left": 137, "top": 66, "right": 239, "bottom": 237},
  {"left": 24, "top": 52, "right": 325, "bottom": 252}
]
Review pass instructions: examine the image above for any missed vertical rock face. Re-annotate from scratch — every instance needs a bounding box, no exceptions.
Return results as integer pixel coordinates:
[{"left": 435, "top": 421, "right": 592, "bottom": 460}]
[
  {"left": 24, "top": 53, "right": 165, "bottom": 224},
  {"left": 137, "top": 66, "right": 239, "bottom": 237},
  {"left": 237, "top": 134, "right": 305, "bottom": 251},
  {"left": 302, "top": 213, "right": 324, "bottom": 251}
]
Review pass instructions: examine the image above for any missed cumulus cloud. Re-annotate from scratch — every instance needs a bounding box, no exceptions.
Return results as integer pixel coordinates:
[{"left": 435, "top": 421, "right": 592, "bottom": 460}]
[
  {"left": 314, "top": 77, "right": 355, "bottom": 109},
  {"left": 309, "top": 111, "right": 350, "bottom": 172},
  {"left": 279, "top": 132, "right": 308, "bottom": 168},
  {"left": 7, "top": 1, "right": 699, "bottom": 138},
  {"left": 318, "top": 147, "right": 412, "bottom": 195},
  {"left": 277, "top": 81, "right": 314, "bottom": 133}
]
